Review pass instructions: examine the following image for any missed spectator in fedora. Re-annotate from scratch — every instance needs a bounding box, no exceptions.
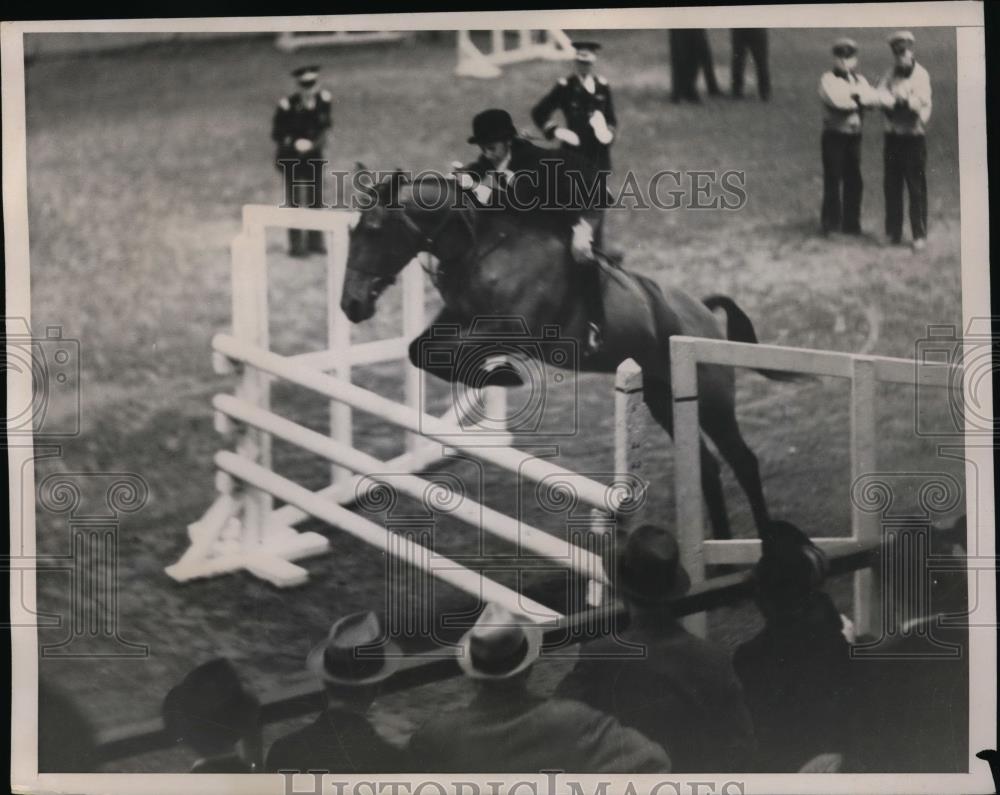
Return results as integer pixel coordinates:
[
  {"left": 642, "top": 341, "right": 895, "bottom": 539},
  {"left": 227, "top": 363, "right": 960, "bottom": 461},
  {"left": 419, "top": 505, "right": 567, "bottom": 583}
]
[
  {"left": 265, "top": 611, "right": 410, "bottom": 773},
  {"left": 162, "top": 657, "right": 262, "bottom": 773},
  {"left": 733, "top": 520, "right": 855, "bottom": 772},
  {"left": 408, "top": 602, "right": 671, "bottom": 774},
  {"left": 557, "top": 524, "right": 755, "bottom": 773}
]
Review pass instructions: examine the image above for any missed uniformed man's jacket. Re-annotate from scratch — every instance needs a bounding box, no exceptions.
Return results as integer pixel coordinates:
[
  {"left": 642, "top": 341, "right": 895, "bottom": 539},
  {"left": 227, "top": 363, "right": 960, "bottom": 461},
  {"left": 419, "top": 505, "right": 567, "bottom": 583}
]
[
  {"left": 271, "top": 90, "right": 333, "bottom": 162},
  {"left": 876, "top": 62, "right": 932, "bottom": 135},
  {"left": 461, "top": 137, "right": 608, "bottom": 232},
  {"left": 818, "top": 70, "right": 878, "bottom": 134},
  {"left": 531, "top": 73, "right": 617, "bottom": 167}
]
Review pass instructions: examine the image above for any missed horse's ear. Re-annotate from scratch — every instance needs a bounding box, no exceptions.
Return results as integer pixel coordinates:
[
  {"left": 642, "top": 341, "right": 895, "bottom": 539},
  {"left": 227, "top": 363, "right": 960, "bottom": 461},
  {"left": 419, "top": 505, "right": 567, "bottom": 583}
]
[{"left": 355, "top": 161, "right": 368, "bottom": 173}]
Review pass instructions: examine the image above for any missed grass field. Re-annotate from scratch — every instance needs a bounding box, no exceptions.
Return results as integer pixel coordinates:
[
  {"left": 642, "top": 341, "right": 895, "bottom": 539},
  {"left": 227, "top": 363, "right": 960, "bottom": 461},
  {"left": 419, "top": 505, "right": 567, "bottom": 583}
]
[{"left": 24, "top": 27, "right": 965, "bottom": 771}]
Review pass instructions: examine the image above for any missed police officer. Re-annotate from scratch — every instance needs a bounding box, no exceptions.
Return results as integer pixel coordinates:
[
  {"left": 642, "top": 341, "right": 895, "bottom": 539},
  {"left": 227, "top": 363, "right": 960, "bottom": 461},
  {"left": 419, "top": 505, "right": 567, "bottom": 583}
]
[
  {"left": 818, "top": 38, "right": 878, "bottom": 236},
  {"left": 271, "top": 65, "right": 333, "bottom": 257},
  {"left": 531, "top": 41, "right": 617, "bottom": 175}
]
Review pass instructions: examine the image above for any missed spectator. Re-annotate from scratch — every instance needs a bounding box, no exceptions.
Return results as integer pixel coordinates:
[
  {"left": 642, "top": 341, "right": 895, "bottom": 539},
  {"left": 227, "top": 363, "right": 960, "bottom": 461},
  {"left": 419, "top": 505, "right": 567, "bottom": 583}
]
[
  {"left": 730, "top": 29, "right": 771, "bottom": 101},
  {"left": 818, "top": 38, "right": 879, "bottom": 236},
  {"left": 876, "top": 31, "right": 932, "bottom": 250},
  {"left": 271, "top": 64, "right": 333, "bottom": 257},
  {"left": 162, "top": 658, "right": 262, "bottom": 772},
  {"left": 408, "top": 602, "right": 671, "bottom": 773},
  {"left": 669, "top": 30, "right": 720, "bottom": 103},
  {"left": 557, "top": 524, "right": 756, "bottom": 773},
  {"left": 266, "top": 611, "right": 410, "bottom": 773},
  {"left": 39, "top": 678, "right": 98, "bottom": 772},
  {"left": 732, "top": 520, "right": 855, "bottom": 772}
]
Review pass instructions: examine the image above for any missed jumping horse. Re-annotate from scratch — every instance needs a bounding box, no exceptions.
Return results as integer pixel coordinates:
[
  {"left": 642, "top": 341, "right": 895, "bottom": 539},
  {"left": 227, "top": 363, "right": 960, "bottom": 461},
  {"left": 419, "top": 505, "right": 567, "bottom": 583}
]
[{"left": 340, "top": 173, "right": 796, "bottom": 541}]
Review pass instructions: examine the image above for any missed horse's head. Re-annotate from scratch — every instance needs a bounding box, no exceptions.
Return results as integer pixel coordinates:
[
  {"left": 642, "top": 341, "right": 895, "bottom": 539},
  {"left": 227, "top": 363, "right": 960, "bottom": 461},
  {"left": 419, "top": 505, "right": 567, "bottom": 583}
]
[{"left": 341, "top": 171, "right": 459, "bottom": 323}]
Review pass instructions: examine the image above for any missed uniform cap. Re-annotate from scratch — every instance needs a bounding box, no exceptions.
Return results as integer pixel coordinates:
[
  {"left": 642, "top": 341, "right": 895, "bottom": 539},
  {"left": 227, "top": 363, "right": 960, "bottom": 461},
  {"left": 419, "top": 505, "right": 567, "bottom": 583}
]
[
  {"left": 888, "top": 30, "right": 915, "bottom": 48},
  {"left": 292, "top": 65, "right": 320, "bottom": 81},
  {"left": 831, "top": 37, "right": 858, "bottom": 56},
  {"left": 573, "top": 41, "right": 601, "bottom": 62}
]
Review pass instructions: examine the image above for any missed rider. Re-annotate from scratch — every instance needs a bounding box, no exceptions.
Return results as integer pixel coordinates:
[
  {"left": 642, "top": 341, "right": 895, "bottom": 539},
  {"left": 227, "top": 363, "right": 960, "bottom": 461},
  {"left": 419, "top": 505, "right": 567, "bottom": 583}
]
[{"left": 456, "top": 108, "right": 611, "bottom": 356}]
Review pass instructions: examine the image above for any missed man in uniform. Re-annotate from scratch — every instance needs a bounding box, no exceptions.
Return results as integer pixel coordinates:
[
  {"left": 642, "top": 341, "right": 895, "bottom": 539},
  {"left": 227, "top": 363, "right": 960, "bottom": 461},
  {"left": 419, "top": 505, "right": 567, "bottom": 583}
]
[
  {"left": 271, "top": 65, "right": 333, "bottom": 257},
  {"left": 817, "top": 38, "right": 878, "bottom": 236},
  {"left": 457, "top": 108, "right": 610, "bottom": 355},
  {"left": 531, "top": 41, "right": 617, "bottom": 176},
  {"left": 731, "top": 29, "right": 771, "bottom": 101},
  {"left": 876, "top": 31, "right": 932, "bottom": 250}
]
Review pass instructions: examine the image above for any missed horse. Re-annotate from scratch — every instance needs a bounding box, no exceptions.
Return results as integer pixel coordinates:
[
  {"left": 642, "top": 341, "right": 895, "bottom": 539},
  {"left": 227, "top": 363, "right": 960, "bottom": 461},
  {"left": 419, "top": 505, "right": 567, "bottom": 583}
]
[{"left": 340, "top": 173, "right": 795, "bottom": 541}]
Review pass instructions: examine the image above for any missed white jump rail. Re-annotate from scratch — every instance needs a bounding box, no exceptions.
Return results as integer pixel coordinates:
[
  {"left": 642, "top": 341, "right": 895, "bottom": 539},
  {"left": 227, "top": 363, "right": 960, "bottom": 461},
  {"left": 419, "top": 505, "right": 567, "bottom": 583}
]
[
  {"left": 455, "top": 29, "right": 575, "bottom": 79},
  {"left": 627, "top": 336, "right": 962, "bottom": 637}
]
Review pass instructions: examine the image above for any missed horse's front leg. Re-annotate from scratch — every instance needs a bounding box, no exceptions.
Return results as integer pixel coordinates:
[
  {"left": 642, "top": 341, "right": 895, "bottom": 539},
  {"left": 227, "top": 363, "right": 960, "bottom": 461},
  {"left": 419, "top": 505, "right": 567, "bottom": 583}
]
[{"left": 408, "top": 308, "right": 523, "bottom": 387}]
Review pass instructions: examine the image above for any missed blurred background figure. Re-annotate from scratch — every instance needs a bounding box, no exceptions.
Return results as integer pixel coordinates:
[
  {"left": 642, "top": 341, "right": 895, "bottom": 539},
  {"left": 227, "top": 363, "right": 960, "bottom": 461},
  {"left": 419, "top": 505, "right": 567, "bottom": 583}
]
[
  {"left": 730, "top": 29, "right": 771, "bottom": 100},
  {"left": 265, "top": 611, "right": 410, "bottom": 773},
  {"left": 531, "top": 40, "right": 617, "bottom": 174},
  {"left": 876, "top": 31, "right": 932, "bottom": 250},
  {"left": 669, "top": 29, "right": 720, "bottom": 103},
  {"left": 733, "top": 520, "right": 855, "bottom": 772},
  {"left": 409, "top": 602, "right": 671, "bottom": 773},
  {"left": 817, "top": 37, "right": 878, "bottom": 236},
  {"left": 162, "top": 658, "right": 262, "bottom": 772},
  {"left": 271, "top": 64, "right": 333, "bottom": 257},
  {"left": 557, "top": 525, "right": 755, "bottom": 773},
  {"left": 39, "top": 678, "right": 98, "bottom": 772}
]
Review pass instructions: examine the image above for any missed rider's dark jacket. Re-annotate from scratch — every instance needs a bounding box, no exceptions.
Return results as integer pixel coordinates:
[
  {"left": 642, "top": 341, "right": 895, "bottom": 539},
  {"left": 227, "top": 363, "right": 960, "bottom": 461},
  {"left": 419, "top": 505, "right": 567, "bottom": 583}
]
[{"left": 460, "top": 137, "right": 608, "bottom": 234}]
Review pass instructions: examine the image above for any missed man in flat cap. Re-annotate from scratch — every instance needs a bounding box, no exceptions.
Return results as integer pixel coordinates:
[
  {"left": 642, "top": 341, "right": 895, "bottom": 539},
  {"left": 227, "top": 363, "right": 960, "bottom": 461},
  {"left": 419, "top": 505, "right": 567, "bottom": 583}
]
[
  {"left": 531, "top": 41, "right": 618, "bottom": 175},
  {"left": 271, "top": 65, "right": 333, "bottom": 257},
  {"left": 876, "top": 31, "right": 932, "bottom": 250},
  {"left": 817, "top": 37, "right": 879, "bottom": 236}
]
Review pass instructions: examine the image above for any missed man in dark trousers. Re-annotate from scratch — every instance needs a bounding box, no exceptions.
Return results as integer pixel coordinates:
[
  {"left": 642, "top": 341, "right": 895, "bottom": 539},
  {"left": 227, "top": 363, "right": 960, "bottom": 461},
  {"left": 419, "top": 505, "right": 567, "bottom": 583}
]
[
  {"left": 265, "top": 611, "right": 410, "bottom": 773},
  {"left": 818, "top": 38, "right": 878, "bottom": 235},
  {"left": 669, "top": 29, "right": 720, "bottom": 103},
  {"left": 271, "top": 64, "right": 333, "bottom": 257},
  {"left": 531, "top": 41, "right": 617, "bottom": 175},
  {"left": 876, "top": 31, "right": 932, "bottom": 250},
  {"left": 556, "top": 524, "right": 756, "bottom": 773},
  {"left": 730, "top": 29, "right": 771, "bottom": 101},
  {"left": 458, "top": 108, "right": 610, "bottom": 356}
]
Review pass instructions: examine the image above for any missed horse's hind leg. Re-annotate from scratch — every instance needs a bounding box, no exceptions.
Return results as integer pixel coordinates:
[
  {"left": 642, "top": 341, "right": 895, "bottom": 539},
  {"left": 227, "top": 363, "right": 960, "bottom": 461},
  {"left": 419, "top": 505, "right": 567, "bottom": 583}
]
[
  {"left": 641, "top": 375, "right": 732, "bottom": 540},
  {"left": 701, "top": 404, "right": 771, "bottom": 536}
]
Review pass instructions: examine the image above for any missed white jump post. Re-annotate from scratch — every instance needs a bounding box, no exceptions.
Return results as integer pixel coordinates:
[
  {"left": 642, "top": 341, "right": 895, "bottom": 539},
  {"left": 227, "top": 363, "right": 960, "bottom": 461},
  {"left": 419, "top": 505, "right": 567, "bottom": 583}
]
[
  {"left": 455, "top": 29, "right": 575, "bottom": 79},
  {"left": 638, "top": 335, "right": 964, "bottom": 639}
]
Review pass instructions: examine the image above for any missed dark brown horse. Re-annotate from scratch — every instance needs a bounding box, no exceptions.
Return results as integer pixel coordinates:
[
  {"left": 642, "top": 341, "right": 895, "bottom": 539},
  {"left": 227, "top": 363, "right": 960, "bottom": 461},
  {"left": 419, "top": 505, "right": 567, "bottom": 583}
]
[{"left": 341, "top": 174, "right": 792, "bottom": 540}]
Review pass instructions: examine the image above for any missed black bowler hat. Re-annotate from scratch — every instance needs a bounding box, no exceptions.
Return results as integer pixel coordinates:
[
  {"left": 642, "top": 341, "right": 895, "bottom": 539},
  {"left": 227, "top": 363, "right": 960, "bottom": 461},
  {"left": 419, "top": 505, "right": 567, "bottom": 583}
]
[
  {"left": 611, "top": 524, "right": 691, "bottom": 604},
  {"left": 292, "top": 65, "right": 320, "bottom": 82},
  {"left": 306, "top": 611, "right": 402, "bottom": 686},
  {"left": 467, "top": 108, "right": 518, "bottom": 145},
  {"left": 162, "top": 658, "right": 259, "bottom": 750}
]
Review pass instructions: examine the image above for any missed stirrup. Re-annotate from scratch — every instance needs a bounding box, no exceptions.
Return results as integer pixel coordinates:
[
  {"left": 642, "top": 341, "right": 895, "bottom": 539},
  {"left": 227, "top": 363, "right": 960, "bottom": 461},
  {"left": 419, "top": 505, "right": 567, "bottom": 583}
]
[{"left": 585, "top": 322, "right": 604, "bottom": 356}]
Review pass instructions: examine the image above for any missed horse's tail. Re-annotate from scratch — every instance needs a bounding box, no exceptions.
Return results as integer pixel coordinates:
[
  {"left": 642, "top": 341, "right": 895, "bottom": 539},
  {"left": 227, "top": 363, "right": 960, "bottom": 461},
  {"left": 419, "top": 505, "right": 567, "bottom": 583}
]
[{"left": 703, "top": 294, "right": 814, "bottom": 383}]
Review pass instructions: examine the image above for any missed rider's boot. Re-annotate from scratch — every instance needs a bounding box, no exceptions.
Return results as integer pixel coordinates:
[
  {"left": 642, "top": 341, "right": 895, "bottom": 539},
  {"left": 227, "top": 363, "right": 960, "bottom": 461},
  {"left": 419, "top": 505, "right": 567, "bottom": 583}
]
[{"left": 582, "top": 259, "right": 606, "bottom": 359}]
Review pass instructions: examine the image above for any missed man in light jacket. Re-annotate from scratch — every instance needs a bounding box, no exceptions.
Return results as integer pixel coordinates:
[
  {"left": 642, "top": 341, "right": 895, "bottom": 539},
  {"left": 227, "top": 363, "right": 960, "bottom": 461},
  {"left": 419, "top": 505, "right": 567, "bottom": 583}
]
[
  {"left": 876, "top": 31, "right": 932, "bottom": 250},
  {"left": 817, "top": 38, "right": 879, "bottom": 236}
]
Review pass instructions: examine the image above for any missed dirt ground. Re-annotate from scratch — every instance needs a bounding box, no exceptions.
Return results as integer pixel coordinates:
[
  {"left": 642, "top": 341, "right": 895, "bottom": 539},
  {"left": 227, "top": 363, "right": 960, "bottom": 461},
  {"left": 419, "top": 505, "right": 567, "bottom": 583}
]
[{"left": 22, "top": 27, "right": 966, "bottom": 771}]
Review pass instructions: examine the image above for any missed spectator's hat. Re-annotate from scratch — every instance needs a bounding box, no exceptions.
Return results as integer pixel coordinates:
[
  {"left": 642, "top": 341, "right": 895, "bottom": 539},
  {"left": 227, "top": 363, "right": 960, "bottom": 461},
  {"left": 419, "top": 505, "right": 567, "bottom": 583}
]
[
  {"left": 467, "top": 108, "right": 518, "bottom": 144},
  {"left": 458, "top": 603, "right": 543, "bottom": 680},
  {"left": 306, "top": 611, "right": 402, "bottom": 685},
  {"left": 162, "top": 658, "right": 260, "bottom": 750},
  {"left": 754, "top": 520, "right": 830, "bottom": 599},
  {"left": 572, "top": 41, "right": 602, "bottom": 62},
  {"left": 832, "top": 37, "right": 859, "bottom": 57},
  {"left": 888, "top": 31, "right": 916, "bottom": 49},
  {"left": 292, "top": 65, "right": 320, "bottom": 83},
  {"left": 612, "top": 524, "right": 691, "bottom": 604}
]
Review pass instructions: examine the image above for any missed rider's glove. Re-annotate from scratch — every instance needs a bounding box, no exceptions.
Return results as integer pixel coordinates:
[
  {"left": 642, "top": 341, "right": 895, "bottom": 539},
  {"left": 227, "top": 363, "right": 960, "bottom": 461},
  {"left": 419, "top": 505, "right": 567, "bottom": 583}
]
[
  {"left": 571, "top": 219, "right": 594, "bottom": 264},
  {"left": 554, "top": 127, "right": 581, "bottom": 147}
]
